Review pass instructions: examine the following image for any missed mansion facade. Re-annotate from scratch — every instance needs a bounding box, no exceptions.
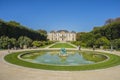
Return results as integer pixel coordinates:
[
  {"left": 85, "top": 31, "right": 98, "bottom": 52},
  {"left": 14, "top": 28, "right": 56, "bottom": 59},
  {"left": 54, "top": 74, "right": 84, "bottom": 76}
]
[{"left": 47, "top": 30, "right": 76, "bottom": 42}]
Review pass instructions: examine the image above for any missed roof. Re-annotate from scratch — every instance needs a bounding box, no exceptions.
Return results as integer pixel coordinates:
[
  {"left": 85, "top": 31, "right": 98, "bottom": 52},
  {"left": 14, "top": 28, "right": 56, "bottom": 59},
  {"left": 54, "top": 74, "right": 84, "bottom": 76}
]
[
  {"left": 71, "top": 31, "right": 76, "bottom": 33},
  {"left": 49, "top": 30, "right": 76, "bottom": 33},
  {"left": 50, "top": 30, "right": 56, "bottom": 33},
  {"left": 57, "top": 30, "right": 69, "bottom": 33}
]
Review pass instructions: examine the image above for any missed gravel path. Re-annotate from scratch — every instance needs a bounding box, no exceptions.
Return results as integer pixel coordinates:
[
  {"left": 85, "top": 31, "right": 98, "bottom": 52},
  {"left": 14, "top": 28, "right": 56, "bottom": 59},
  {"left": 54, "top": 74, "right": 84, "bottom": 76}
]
[
  {"left": 45, "top": 42, "right": 77, "bottom": 48},
  {"left": 0, "top": 49, "right": 120, "bottom": 80}
]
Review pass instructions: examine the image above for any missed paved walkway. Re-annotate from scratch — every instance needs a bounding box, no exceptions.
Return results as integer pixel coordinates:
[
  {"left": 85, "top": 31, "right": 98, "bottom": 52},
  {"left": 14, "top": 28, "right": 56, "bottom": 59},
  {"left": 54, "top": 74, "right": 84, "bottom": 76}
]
[
  {"left": 45, "top": 42, "right": 77, "bottom": 49},
  {"left": 45, "top": 42, "right": 57, "bottom": 48},
  {"left": 0, "top": 49, "right": 120, "bottom": 80},
  {"left": 67, "top": 42, "right": 77, "bottom": 48}
]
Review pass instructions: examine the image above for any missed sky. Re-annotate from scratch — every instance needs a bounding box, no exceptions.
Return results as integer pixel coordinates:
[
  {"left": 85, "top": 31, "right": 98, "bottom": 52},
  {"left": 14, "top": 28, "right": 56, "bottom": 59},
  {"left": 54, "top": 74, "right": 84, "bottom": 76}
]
[{"left": 0, "top": 0, "right": 120, "bottom": 32}]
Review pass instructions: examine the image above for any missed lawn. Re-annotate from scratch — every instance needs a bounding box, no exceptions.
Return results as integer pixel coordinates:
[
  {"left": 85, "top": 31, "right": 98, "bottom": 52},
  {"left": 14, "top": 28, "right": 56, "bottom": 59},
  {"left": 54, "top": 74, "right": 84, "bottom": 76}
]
[
  {"left": 50, "top": 43, "right": 75, "bottom": 48},
  {"left": 40, "top": 44, "right": 52, "bottom": 48},
  {"left": 4, "top": 50, "right": 120, "bottom": 71}
]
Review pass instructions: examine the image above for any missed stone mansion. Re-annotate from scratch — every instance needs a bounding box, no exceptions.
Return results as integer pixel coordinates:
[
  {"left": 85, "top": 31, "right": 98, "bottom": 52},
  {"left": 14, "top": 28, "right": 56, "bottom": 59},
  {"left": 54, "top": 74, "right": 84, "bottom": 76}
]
[{"left": 47, "top": 30, "right": 76, "bottom": 42}]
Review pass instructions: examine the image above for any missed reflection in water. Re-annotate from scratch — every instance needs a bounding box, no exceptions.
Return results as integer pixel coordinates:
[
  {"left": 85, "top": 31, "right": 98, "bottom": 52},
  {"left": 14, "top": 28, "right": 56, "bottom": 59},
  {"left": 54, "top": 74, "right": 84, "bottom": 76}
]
[{"left": 28, "top": 52, "right": 94, "bottom": 66}]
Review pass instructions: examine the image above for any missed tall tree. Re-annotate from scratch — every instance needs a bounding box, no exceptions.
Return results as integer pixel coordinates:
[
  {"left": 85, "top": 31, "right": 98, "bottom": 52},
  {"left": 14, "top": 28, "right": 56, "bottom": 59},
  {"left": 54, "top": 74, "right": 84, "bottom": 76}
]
[
  {"left": 0, "top": 19, "right": 47, "bottom": 41},
  {"left": 37, "top": 29, "right": 47, "bottom": 35},
  {"left": 105, "top": 18, "right": 114, "bottom": 25},
  {"left": 95, "top": 37, "right": 110, "bottom": 48}
]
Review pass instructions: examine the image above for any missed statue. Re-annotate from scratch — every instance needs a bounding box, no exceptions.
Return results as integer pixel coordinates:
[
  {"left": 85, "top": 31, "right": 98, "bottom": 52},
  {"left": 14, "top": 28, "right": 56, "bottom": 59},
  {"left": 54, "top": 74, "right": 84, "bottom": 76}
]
[{"left": 59, "top": 48, "right": 68, "bottom": 56}]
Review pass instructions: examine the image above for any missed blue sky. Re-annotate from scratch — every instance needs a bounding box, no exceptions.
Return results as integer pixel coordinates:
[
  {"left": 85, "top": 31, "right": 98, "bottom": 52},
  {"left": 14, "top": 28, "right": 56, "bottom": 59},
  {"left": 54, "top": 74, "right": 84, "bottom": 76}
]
[{"left": 0, "top": 0, "right": 120, "bottom": 32}]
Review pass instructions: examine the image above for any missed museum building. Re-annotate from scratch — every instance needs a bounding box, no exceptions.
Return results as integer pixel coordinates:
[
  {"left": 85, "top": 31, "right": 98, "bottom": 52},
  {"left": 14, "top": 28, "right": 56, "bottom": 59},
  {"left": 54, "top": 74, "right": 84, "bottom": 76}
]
[{"left": 47, "top": 30, "right": 76, "bottom": 42}]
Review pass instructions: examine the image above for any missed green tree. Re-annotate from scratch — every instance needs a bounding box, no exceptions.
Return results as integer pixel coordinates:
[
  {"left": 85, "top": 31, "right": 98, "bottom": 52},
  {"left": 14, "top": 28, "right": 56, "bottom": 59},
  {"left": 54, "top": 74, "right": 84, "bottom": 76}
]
[
  {"left": 37, "top": 29, "right": 47, "bottom": 35},
  {"left": 105, "top": 17, "right": 120, "bottom": 25},
  {"left": 9, "top": 38, "right": 17, "bottom": 48},
  {"left": 32, "top": 41, "right": 41, "bottom": 47},
  {"left": 79, "top": 32, "right": 96, "bottom": 47},
  {"left": 0, "top": 19, "right": 47, "bottom": 41},
  {"left": 71, "top": 41, "right": 81, "bottom": 46},
  {"left": 7, "top": 21, "right": 20, "bottom": 27},
  {"left": 18, "top": 36, "right": 32, "bottom": 48},
  {"left": 0, "top": 36, "right": 9, "bottom": 49},
  {"left": 105, "top": 18, "right": 114, "bottom": 25},
  {"left": 95, "top": 37, "right": 110, "bottom": 48},
  {"left": 112, "top": 38, "right": 120, "bottom": 50},
  {"left": 76, "top": 32, "right": 86, "bottom": 41}
]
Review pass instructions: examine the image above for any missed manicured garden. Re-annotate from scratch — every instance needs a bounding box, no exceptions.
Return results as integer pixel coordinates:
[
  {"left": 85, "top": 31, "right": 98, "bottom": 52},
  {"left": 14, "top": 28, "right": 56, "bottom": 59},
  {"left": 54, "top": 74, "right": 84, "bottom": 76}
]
[
  {"left": 4, "top": 50, "right": 120, "bottom": 71},
  {"left": 50, "top": 43, "right": 76, "bottom": 48}
]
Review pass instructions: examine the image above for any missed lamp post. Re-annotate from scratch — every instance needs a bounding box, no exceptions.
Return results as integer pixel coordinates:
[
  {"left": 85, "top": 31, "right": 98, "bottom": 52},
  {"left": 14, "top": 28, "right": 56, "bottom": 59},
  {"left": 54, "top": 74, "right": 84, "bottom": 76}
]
[
  {"left": 8, "top": 44, "right": 10, "bottom": 53},
  {"left": 7, "top": 38, "right": 11, "bottom": 53},
  {"left": 109, "top": 26, "right": 113, "bottom": 52},
  {"left": 0, "top": 40, "right": 1, "bottom": 49},
  {"left": 110, "top": 38, "right": 113, "bottom": 52}
]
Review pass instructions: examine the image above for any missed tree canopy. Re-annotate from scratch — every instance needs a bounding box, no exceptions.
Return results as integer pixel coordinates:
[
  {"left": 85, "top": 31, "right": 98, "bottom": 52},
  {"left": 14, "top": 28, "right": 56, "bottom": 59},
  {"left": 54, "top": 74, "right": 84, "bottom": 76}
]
[
  {"left": 0, "top": 19, "right": 47, "bottom": 41},
  {"left": 76, "top": 17, "right": 120, "bottom": 49}
]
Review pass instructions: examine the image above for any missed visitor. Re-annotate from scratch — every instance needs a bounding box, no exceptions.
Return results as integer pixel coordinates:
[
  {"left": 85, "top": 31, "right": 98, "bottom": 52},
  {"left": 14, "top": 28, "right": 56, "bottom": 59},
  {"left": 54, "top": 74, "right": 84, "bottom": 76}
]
[
  {"left": 93, "top": 45, "right": 95, "bottom": 51},
  {"left": 78, "top": 45, "right": 81, "bottom": 50}
]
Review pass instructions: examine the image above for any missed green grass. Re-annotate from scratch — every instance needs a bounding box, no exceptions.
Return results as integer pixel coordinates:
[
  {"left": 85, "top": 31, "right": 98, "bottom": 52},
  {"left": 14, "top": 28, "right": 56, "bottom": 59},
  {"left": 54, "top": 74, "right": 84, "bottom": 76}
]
[
  {"left": 81, "top": 51, "right": 108, "bottom": 62},
  {"left": 4, "top": 50, "right": 120, "bottom": 71},
  {"left": 40, "top": 44, "right": 52, "bottom": 48},
  {"left": 21, "top": 51, "right": 49, "bottom": 59},
  {"left": 50, "top": 43, "right": 75, "bottom": 48}
]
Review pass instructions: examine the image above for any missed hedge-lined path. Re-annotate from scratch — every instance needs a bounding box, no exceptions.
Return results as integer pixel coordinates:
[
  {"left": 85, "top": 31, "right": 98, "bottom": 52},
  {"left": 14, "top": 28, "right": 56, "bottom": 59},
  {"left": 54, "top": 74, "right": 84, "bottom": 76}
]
[{"left": 0, "top": 49, "right": 120, "bottom": 80}]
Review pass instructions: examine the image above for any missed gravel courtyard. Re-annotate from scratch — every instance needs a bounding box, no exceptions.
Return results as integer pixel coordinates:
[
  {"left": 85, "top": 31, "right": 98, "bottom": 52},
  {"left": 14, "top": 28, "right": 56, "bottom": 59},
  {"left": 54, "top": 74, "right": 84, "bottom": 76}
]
[{"left": 0, "top": 49, "right": 120, "bottom": 80}]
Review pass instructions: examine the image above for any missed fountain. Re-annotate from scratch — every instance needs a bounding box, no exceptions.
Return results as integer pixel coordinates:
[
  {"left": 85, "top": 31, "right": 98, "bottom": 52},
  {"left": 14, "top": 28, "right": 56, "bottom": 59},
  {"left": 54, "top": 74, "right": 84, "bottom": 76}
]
[
  {"left": 29, "top": 52, "right": 94, "bottom": 66},
  {"left": 6, "top": 50, "right": 112, "bottom": 70},
  {"left": 20, "top": 49, "right": 96, "bottom": 66},
  {"left": 59, "top": 48, "right": 68, "bottom": 56}
]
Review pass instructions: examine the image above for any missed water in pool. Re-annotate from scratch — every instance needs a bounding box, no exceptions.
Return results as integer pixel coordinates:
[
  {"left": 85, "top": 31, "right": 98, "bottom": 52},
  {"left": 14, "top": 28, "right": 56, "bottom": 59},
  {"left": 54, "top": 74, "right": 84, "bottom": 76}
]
[{"left": 27, "top": 52, "right": 94, "bottom": 66}]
